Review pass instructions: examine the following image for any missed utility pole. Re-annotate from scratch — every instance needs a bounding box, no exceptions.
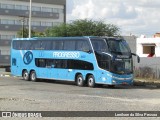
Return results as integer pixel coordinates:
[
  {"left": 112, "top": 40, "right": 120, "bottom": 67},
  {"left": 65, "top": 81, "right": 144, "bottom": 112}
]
[
  {"left": 29, "top": 0, "right": 32, "bottom": 38},
  {"left": 19, "top": 16, "right": 26, "bottom": 38},
  {"left": 22, "top": 18, "right": 25, "bottom": 38}
]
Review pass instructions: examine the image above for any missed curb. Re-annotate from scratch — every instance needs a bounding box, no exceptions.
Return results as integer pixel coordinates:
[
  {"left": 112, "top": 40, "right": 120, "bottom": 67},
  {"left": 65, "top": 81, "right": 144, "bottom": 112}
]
[
  {"left": 0, "top": 74, "right": 11, "bottom": 77},
  {"left": 0, "top": 72, "right": 12, "bottom": 77},
  {"left": 134, "top": 79, "right": 160, "bottom": 88}
]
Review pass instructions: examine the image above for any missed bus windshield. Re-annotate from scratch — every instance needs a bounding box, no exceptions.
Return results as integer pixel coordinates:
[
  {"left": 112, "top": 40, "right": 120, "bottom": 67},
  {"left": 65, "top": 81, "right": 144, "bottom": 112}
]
[
  {"left": 107, "top": 39, "right": 131, "bottom": 54},
  {"left": 111, "top": 59, "right": 133, "bottom": 74},
  {"left": 91, "top": 38, "right": 133, "bottom": 74},
  {"left": 105, "top": 38, "right": 133, "bottom": 74}
]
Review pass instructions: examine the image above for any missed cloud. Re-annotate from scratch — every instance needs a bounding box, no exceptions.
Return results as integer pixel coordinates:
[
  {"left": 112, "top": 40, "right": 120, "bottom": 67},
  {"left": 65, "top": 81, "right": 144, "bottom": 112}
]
[
  {"left": 67, "top": 0, "right": 160, "bottom": 36},
  {"left": 70, "top": 0, "right": 95, "bottom": 19},
  {"left": 68, "top": 0, "right": 138, "bottom": 20}
]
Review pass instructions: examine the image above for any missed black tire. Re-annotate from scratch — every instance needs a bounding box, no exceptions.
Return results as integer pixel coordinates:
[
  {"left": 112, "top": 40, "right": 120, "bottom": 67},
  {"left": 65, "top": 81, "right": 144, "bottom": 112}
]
[
  {"left": 87, "top": 75, "right": 95, "bottom": 88},
  {"left": 22, "top": 70, "right": 30, "bottom": 81},
  {"left": 30, "top": 71, "right": 37, "bottom": 82},
  {"left": 76, "top": 74, "right": 84, "bottom": 87},
  {"left": 108, "top": 85, "right": 115, "bottom": 88}
]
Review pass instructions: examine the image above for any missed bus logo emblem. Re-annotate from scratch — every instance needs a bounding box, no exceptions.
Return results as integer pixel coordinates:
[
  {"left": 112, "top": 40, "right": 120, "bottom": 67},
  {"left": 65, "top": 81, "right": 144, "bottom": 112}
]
[{"left": 23, "top": 51, "right": 33, "bottom": 65}]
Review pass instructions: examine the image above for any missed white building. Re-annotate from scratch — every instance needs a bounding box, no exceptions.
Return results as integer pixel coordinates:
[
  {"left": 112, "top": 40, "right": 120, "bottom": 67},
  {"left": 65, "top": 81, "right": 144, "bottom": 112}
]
[{"left": 137, "top": 35, "right": 160, "bottom": 57}]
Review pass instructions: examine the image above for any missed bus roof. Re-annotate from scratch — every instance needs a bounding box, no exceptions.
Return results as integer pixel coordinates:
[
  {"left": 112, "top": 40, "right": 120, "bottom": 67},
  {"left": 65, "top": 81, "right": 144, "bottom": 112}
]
[
  {"left": 102, "top": 37, "right": 125, "bottom": 41},
  {"left": 12, "top": 36, "right": 100, "bottom": 41}
]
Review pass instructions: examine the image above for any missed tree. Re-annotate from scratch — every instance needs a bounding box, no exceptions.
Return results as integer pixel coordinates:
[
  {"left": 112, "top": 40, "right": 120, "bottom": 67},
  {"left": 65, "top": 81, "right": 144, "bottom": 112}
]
[
  {"left": 45, "top": 24, "right": 68, "bottom": 37},
  {"left": 17, "top": 28, "right": 29, "bottom": 38},
  {"left": 17, "top": 28, "right": 45, "bottom": 38},
  {"left": 45, "top": 19, "right": 120, "bottom": 37}
]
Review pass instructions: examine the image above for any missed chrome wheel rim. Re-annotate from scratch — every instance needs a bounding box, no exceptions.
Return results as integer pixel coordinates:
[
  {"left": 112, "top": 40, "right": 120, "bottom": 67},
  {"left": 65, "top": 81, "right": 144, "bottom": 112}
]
[
  {"left": 88, "top": 77, "right": 94, "bottom": 86},
  {"left": 78, "top": 77, "right": 82, "bottom": 85},
  {"left": 23, "top": 72, "right": 28, "bottom": 80}
]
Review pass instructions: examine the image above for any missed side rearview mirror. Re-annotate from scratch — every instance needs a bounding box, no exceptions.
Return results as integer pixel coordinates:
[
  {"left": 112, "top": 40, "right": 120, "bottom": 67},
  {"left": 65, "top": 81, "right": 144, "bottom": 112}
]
[
  {"left": 132, "top": 53, "right": 140, "bottom": 63},
  {"left": 137, "top": 56, "right": 140, "bottom": 63}
]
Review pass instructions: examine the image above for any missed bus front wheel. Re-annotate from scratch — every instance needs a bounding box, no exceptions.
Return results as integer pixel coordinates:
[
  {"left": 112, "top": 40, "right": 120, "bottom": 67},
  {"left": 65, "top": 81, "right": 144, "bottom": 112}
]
[
  {"left": 30, "top": 71, "right": 37, "bottom": 82},
  {"left": 22, "top": 70, "right": 30, "bottom": 81},
  {"left": 76, "top": 74, "right": 84, "bottom": 87},
  {"left": 87, "top": 75, "right": 95, "bottom": 88}
]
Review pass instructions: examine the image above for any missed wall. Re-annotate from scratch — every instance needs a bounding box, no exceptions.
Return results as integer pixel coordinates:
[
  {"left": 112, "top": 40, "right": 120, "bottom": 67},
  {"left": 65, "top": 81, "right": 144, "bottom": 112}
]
[
  {"left": 123, "top": 36, "right": 160, "bottom": 79},
  {"left": 135, "top": 57, "right": 160, "bottom": 79}
]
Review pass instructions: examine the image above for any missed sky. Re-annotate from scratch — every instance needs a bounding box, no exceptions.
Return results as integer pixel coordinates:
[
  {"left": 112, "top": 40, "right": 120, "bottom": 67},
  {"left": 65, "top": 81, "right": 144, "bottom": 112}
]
[{"left": 66, "top": 0, "right": 160, "bottom": 37}]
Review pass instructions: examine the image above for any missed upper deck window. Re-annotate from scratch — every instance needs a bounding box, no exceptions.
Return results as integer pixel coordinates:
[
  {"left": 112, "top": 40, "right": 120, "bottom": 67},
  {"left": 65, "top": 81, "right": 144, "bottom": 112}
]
[
  {"left": 91, "top": 39, "right": 108, "bottom": 53},
  {"left": 12, "top": 38, "right": 91, "bottom": 52}
]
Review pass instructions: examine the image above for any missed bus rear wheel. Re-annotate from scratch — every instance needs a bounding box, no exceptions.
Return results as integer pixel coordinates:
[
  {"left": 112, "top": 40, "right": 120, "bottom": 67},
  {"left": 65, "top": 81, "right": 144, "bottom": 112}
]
[
  {"left": 76, "top": 74, "right": 84, "bottom": 87},
  {"left": 87, "top": 75, "right": 95, "bottom": 88},
  {"left": 22, "top": 70, "right": 30, "bottom": 81},
  {"left": 30, "top": 71, "right": 37, "bottom": 82}
]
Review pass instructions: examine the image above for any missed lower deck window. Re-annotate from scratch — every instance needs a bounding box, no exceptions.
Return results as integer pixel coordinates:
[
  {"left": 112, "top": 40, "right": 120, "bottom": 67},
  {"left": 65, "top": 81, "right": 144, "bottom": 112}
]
[{"left": 35, "top": 59, "right": 94, "bottom": 70}]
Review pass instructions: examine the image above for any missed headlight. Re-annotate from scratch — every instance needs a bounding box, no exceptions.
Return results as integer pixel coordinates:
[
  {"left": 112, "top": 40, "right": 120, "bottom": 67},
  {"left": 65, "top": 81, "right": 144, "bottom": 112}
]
[{"left": 112, "top": 80, "right": 116, "bottom": 83}]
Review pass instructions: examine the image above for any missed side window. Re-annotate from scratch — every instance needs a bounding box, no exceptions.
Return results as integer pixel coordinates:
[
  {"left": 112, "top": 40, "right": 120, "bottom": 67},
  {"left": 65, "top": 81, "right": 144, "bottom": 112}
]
[
  {"left": 67, "top": 60, "right": 74, "bottom": 69},
  {"left": 51, "top": 41, "right": 56, "bottom": 50},
  {"left": 61, "top": 60, "right": 67, "bottom": 68},
  {"left": 21, "top": 41, "right": 31, "bottom": 50},
  {"left": 98, "top": 61, "right": 110, "bottom": 71},
  {"left": 76, "top": 40, "right": 90, "bottom": 52},
  {"left": 55, "top": 60, "right": 67, "bottom": 68},
  {"left": 83, "top": 61, "right": 94, "bottom": 70},
  {"left": 35, "top": 59, "right": 93, "bottom": 70},
  {"left": 92, "top": 40, "right": 108, "bottom": 52},
  {"left": 63, "top": 41, "right": 76, "bottom": 50},
  {"left": 67, "top": 60, "right": 94, "bottom": 70},
  {"left": 95, "top": 53, "right": 110, "bottom": 70},
  {"left": 75, "top": 60, "right": 93, "bottom": 70},
  {"left": 55, "top": 41, "right": 63, "bottom": 50},
  {"left": 92, "top": 41, "right": 99, "bottom": 51},
  {"left": 41, "top": 40, "right": 52, "bottom": 50},
  {"left": 35, "top": 59, "right": 46, "bottom": 67},
  {"left": 13, "top": 41, "right": 21, "bottom": 50},
  {"left": 39, "top": 59, "right": 46, "bottom": 67},
  {"left": 46, "top": 59, "right": 55, "bottom": 67},
  {"left": 30, "top": 41, "right": 41, "bottom": 50}
]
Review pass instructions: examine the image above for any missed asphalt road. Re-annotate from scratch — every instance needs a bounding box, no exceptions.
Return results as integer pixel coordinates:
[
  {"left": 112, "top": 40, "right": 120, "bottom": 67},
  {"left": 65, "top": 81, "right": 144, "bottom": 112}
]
[{"left": 0, "top": 76, "right": 160, "bottom": 119}]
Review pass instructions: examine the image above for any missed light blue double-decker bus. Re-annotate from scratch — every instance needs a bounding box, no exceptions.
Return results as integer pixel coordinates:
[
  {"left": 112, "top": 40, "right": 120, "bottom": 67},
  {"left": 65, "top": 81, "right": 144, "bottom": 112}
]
[{"left": 11, "top": 36, "right": 139, "bottom": 87}]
